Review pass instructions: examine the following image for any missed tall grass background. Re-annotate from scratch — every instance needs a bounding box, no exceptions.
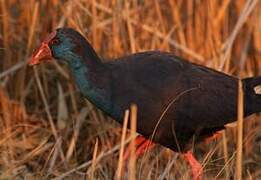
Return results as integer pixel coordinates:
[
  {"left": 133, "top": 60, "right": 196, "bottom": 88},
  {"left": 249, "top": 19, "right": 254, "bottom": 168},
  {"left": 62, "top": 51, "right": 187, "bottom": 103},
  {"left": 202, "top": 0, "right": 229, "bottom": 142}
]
[{"left": 0, "top": 0, "right": 260, "bottom": 179}]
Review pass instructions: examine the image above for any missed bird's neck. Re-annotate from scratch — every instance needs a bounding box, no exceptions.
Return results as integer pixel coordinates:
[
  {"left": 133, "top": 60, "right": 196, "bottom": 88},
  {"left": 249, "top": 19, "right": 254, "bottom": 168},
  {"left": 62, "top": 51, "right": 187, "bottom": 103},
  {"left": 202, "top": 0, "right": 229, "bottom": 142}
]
[{"left": 67, "top": 52, "right": 115, "bottom": 117}]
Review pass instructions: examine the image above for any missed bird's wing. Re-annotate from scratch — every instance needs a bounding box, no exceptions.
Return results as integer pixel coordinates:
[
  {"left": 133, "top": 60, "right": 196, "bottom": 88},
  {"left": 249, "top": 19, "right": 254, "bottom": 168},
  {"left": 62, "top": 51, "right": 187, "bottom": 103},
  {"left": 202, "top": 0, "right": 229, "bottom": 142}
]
[{"left": 107, "top": 51, "right": 238, "bottom": 131}]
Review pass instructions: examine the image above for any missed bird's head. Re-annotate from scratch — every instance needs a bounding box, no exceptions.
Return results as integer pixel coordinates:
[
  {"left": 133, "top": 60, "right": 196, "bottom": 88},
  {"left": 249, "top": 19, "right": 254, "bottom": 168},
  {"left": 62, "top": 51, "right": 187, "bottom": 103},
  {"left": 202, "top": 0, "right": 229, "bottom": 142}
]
[{"left": 29, "top": 28, "right": 99, "bottom": 66}]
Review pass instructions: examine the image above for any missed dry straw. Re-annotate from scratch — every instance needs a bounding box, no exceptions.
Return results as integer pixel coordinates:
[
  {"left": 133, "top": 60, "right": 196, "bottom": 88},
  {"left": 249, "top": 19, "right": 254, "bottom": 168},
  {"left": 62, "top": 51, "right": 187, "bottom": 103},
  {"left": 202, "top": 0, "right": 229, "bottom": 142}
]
[{"left": 236, "top": 80, "right": 244, "bottom": 180}]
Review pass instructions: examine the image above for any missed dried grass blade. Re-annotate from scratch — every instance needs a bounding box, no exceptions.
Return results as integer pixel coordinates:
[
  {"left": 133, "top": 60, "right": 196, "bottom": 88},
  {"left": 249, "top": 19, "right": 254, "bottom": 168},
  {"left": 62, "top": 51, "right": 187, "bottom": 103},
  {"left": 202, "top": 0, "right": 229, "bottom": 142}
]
[{"left": 236, "top": 80, "right": 244, "bottom": 180}]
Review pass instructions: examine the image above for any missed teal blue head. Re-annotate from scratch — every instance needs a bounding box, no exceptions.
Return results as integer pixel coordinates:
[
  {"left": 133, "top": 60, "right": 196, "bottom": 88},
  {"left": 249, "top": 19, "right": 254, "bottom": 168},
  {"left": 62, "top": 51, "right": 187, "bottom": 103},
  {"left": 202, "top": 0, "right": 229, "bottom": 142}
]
[{"left": 29, "top": 28, "right": 99, "bottom": 67}]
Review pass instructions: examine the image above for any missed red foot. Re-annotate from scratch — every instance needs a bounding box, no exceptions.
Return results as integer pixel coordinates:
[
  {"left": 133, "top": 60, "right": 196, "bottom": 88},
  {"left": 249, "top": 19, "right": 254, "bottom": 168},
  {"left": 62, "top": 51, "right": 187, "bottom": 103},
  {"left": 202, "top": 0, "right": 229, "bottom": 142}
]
[
  {"left": 183, "top": 151, "right": 203, "bottom": 180},
  {"left": 123, "top": 136, "right": 155, "bottom": 161}
]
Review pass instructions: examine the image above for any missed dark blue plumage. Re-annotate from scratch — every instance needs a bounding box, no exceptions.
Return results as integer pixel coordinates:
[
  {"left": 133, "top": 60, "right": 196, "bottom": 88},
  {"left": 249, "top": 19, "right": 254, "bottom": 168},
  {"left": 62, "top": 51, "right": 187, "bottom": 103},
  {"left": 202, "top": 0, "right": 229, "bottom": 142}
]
[{"left": 30, "top": 28, "right": 261, "bottom": 152}]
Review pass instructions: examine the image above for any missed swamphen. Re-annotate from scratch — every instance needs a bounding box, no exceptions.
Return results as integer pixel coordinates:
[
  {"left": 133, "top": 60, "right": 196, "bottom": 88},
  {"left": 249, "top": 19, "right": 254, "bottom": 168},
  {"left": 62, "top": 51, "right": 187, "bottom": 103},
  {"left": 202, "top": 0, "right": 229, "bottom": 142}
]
[{"left": 30, "top": 28, "right": 261, "bottom": 180}]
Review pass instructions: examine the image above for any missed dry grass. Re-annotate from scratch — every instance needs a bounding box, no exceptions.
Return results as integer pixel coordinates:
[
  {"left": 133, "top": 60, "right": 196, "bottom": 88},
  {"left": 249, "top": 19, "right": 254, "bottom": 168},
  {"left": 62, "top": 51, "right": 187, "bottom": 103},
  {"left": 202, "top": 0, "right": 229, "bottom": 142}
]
[{"left": 0, "top": 0, "right": 261, "bottom": 179}]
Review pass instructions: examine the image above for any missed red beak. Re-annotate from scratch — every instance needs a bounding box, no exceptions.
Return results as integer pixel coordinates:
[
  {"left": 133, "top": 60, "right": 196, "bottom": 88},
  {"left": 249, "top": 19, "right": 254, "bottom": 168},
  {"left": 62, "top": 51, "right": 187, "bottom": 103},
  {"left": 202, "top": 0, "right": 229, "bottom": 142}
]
[
  {"left": 29, "top": 42, "right": 53, "bottom": 66},
  {"left": 29, "top": 31, "right": 57, "bottom": 66}
]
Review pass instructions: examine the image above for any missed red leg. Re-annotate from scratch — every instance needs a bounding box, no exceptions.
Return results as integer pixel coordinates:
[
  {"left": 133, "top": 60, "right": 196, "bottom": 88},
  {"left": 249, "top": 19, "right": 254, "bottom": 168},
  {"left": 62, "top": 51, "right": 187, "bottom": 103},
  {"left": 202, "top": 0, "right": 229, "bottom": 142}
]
[
  {"left": 205, "top": 131, "right": 222, "bottom": 143},
  {"left": 123, "top": 136, "right": 155, "bottom": 161},
  {"left": 135, "top": 139, "right": 156, "bottom": 157},
  {"left": 183, "top": 151, "right": 203, "bottom": 180}
]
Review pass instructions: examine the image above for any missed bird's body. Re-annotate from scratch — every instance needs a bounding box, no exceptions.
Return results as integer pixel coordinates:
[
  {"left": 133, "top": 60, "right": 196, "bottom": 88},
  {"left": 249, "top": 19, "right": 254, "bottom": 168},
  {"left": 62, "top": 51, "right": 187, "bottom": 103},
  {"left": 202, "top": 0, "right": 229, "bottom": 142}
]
[
  {"left": 30, "top": 28, "right": 261, "bottom": 179},
  {"left": 69, "top": 49, "right": 260, "bottom": 152}
]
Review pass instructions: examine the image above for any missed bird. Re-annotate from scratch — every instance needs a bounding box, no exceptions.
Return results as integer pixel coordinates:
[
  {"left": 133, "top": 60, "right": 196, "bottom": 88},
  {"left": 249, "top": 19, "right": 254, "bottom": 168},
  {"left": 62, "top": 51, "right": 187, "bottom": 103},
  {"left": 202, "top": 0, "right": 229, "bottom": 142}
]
[{"left": 29, "top": 28, "right": 261, "bottom": 180}]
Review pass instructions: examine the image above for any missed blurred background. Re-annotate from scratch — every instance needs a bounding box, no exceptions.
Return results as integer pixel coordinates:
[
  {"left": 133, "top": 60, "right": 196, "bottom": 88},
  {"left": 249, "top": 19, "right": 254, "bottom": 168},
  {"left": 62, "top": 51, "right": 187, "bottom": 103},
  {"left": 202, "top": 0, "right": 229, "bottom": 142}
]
[{"left": 0, "top": 0, "right": 260, "bottom": 179}]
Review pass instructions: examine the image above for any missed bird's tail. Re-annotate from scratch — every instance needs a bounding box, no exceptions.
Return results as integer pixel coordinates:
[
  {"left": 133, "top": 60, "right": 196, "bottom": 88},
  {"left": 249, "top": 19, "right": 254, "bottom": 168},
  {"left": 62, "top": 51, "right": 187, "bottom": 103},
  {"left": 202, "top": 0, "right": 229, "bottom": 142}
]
[{"left": 243, "top": 76, "right": 261, "bottom": 113}]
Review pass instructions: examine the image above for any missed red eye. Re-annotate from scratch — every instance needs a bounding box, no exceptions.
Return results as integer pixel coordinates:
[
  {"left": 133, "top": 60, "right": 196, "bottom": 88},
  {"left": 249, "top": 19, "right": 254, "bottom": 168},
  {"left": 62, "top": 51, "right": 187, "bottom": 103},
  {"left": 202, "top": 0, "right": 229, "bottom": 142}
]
[{"left": 50, "top": 38, "right": 60, "bottom": 45}]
